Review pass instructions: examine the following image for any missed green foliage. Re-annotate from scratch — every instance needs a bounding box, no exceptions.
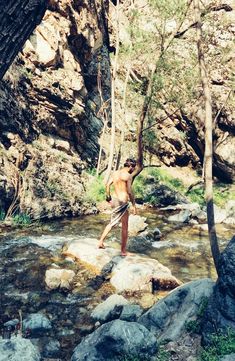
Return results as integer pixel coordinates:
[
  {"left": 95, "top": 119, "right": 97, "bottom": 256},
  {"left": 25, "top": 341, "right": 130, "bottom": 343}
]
[
  {"left": 199, "top": 329, "right": 235, "bottom": 361},
  {"left": 149, "top": 0, "right": 187, "bottom": 20},
  {"left": 19, "top": 67, "right": 33, "bottom": 80},
  {"left": 156, "top": 345, "right": 170, "bottom": 361},
  {"left": 185, "top": 320, "right": 201, "bottom": 334},
  {"left": 46, "top": 181, "right": 61, "bottom": 195},
  {"left": 186, "top": 183, "right": 235, "bottom": 208},
  {"left": 213, "top": 183, "right": 235, "bottom": 207},
  {"left": 187, "top": 187, "right": 205, "bottom": 206},
  {"left": 84, "top": 173, "right": 106, "bottom": 203},
  {"left": 133, "top": 167, "right": 185, "bottom": 205},
  {"left": 12, "top": 213, "right": 32, "bottom": 226},
  {"left": 143, "top": 129, "right": 158, "bottom": 149},
  {"left": 185, "top": 297, "right": 208, "bottom": 334}
]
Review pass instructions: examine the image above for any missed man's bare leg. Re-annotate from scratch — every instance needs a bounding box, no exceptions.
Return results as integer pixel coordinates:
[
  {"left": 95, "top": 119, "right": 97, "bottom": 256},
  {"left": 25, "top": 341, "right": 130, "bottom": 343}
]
[
  {"left": 98, "top": 223, "right": 113, "bottom": 249},
  {"left": 121, "top": 210, "right": 129, "bottom": 256}
]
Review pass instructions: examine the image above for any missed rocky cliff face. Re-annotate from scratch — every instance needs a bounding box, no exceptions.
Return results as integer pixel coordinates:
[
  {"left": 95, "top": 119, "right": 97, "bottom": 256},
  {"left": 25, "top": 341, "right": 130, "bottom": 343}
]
[
  {"left": 114, "top": 0, "right": 235, "bottom": 182},
  {"left": 0, "top": 0, "right": 234, "bottom": 220},
  {"left": 0, "top": 0, "right": 111, "bottom": 219}
]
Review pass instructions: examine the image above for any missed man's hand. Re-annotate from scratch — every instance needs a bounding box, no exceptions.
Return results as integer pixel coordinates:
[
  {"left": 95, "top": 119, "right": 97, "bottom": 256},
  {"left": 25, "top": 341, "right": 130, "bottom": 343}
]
[
  {"left": 106, "top": 195, "right": 112, "bottom": 202},
  {"left": 132, "top": 205, "right": 137, "bottom": 215}
]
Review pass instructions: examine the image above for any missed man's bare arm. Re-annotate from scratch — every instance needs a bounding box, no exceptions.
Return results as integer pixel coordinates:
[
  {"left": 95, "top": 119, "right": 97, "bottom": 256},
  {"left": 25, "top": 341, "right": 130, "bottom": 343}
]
[{"left": 105, "top": 176, "right": 113, "bottom": 202}]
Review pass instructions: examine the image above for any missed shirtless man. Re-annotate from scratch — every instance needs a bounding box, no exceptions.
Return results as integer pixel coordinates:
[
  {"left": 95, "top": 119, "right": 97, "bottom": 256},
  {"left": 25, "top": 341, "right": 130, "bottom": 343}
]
[{"left": 98, "top": 158, "right": 137, "bottom": 256}]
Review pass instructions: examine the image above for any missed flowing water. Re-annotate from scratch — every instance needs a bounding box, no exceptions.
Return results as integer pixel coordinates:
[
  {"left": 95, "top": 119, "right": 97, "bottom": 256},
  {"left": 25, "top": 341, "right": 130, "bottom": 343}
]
[{"left": 0, "top": 210, "right": 234, "bottom": 359}]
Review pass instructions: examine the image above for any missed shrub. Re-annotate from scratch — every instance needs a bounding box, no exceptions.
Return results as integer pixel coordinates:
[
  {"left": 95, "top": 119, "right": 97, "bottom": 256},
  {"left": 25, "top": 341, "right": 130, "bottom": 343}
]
[
  {"left": 200, "top": 329, "right": 235, "bottom": 361},
  {"left": 12, "top": 213, "right": 32, "bottom": 226}
]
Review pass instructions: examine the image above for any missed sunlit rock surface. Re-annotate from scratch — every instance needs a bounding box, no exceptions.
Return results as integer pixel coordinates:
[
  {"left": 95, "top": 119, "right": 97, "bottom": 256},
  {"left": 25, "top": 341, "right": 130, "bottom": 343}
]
[
  {"left": 45, "top": 268, "right": 75, "bottom": 290},
  {"left": 66, "top": 237, "right": 181, "bottom": 292},
  {"left": 0, "top": 336, "right": 41, "bottom": 361}
]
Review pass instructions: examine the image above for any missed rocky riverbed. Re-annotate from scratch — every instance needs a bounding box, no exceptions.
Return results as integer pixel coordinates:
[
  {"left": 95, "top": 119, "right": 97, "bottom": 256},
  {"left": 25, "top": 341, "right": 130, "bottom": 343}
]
[{"left": 1, "top": 208, "right": 235, "bottom": 360}]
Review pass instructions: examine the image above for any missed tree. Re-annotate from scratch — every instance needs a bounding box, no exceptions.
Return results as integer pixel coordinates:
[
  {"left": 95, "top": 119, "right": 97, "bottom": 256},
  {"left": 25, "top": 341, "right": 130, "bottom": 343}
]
[
  {"left": 0, "top": 0, "right": 48, "bottom": 80},
  {"left": 194, "top": 0, "right": 220, "bottom": 275},
  {"left": 104, "top": 0, "right": 120, "bottom": 184}
]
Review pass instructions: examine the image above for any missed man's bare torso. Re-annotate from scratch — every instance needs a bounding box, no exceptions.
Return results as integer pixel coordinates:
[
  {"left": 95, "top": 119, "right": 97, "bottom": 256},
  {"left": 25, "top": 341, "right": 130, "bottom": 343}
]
[{"left": 112, "top": 168, "right": 132, "bottom": 203}]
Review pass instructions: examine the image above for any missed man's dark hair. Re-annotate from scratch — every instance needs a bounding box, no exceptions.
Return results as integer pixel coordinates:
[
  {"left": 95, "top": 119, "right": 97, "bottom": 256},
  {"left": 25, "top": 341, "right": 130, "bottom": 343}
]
[{"left": 124, "top": 158, "right": 136, "bottom": 168}]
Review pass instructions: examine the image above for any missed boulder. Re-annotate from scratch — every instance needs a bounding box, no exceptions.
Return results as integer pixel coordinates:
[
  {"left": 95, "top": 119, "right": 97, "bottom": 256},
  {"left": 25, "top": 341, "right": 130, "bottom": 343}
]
[
  {"left": 91, "top": 294, "right": 128, "bottom": 323},
  {"left": 0, "top": 336, "right": 41, "bottom": 361},
  {"left": 71, "top": 319, "right": 158, "bottom": 361},
  {"left": 128, "top": 214, "right": 148, "bottom": 236},
  {"left": 202, "top": 236, "right": 235, "bottom": 343},
  {"left": 139, "top": 278, "right": 215, "bottom": 341},
  {"left": 23, "top": 313, "right": 52, "bottom": 336},
  {"left": 120, "top": 304, "right": 143, "bottom": 321},
  {"left": 127, "top": 234, "right": 153, "bottom": 253},
  {"left": 66, "top": 238, "right": 120, "bottom": 270},
  {"left": 45, "top": 268, "right": 75, "bottom": 290},
  {"left": 43, "top": 339, "right": 61, "bottom": 358},
  {"left": 144, "top": 184, "right": 188, "bottom": 207},
  {"left": 110, "top": 254, "right": 181, "bottom": 293},
  {"left": 168, "top": 209, "right": 191, "bottom": 223},
  {"left": 66, "top": 238, "right": 181, "bottom": 292}
]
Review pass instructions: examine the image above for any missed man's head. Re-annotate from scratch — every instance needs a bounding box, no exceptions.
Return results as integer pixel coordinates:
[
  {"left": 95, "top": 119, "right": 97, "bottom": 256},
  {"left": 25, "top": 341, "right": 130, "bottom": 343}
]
[{"left": 124, "top": 158, "right": 136, "bottom": 173}]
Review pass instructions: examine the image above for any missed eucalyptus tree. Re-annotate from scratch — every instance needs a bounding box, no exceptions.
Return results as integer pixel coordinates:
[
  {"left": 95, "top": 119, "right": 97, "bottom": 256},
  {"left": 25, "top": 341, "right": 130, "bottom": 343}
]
[
  {"left": 117, "top": 0, "right": 195, "bottom": 174},
  {"left": 194, "top": 0, "right": 220, "bottom": 274}
]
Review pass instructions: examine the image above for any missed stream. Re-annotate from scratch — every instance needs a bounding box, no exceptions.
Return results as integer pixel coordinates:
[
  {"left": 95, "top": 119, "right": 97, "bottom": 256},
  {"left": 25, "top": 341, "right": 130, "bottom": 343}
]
[{"left": 0, "top": 209, "right": 234, "bottom": 360}]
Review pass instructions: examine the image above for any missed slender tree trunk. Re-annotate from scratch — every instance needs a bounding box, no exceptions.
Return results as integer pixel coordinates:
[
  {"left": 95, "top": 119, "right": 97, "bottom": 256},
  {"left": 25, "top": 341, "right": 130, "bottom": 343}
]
[
  {"left": 104, "top": 0, "right": 120, "bottom": 184},
  {"left": 132, "top": 65, "right": 156, "bottom": 181},
  {"left": 116, "top": 64, "right": 131, "bottom": 170},
  {"left": 0, "top": 0, "right": 48, "bottom": 80},
  {"left": 194, "top": 0, "right": 220, "bottom": 275}
]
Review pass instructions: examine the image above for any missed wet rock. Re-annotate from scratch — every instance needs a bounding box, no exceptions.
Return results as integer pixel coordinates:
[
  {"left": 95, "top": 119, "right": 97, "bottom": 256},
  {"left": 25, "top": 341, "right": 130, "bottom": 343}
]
[
  {"left": 91, "top": 294, "right": 128, "bottom": 323},
  {"left": 43, "top": 339, "right": 61, "bottom": 358},
  {"left": 139, "top": 278, "right": 214, "bottom": 341},
  {"left": 128, "top": 214, "right": 148, "bottom": 236},
  {"left": 120, "top": 304, "right": 143, "bottom": 321},
  {"left": 23, "top": 313, "right": 52, "bottom": 336},
  {"left": 66, "top": 238, "right": 180, "bottom": 292},
  {"left": 202, "top": 236, "right": 235, "bottom": 343},
  {"left": 128, "top": 234, "right": 153, "bottom": 253},
  {"left": 152, "top": 227, "right": 162, "bottom": 240},
  {"left": 161, "top": 203, "right": 200, "bottom": 212},
  {"left": 45, "top": 268, "right": 75, "bottom": 290},
  {"left": 71, "top": 319, "right": 158, "bottom": 361},
  {"left": 0, "top": 336, "right": 41, "bottom": 361},
  {"left": 168, "top": 209, "right": 191, "bottom": 223}
]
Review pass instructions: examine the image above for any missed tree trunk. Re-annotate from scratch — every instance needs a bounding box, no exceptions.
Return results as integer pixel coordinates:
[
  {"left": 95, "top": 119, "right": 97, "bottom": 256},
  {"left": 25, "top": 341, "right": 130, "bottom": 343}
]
[
  {"left": 0, "top": 0, "right": 48, "bottom": 80},
  {"left": 194, "top": 0, "right": 220, "bottom": 275},
  {"left": 104, "top": 0, "right": 120, "bottom": 184}
]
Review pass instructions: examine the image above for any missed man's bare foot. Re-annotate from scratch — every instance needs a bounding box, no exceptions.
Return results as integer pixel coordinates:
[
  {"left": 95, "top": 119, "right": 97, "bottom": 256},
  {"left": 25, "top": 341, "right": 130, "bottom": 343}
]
[
  {"left": 98, "top": 244, "right": 105, "bottom": 249},
  {"left": 120, "top": 251, "right": 132, "bottom": 257}
]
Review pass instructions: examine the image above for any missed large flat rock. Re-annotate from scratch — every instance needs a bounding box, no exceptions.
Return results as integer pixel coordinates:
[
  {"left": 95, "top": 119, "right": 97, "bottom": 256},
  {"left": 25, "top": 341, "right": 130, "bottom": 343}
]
[
  {"left": 66, "top": 238, "right": 181, "bottom": 292},
  {"left": 66, "top": 238, "right": 120, "bottom": 269}
]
